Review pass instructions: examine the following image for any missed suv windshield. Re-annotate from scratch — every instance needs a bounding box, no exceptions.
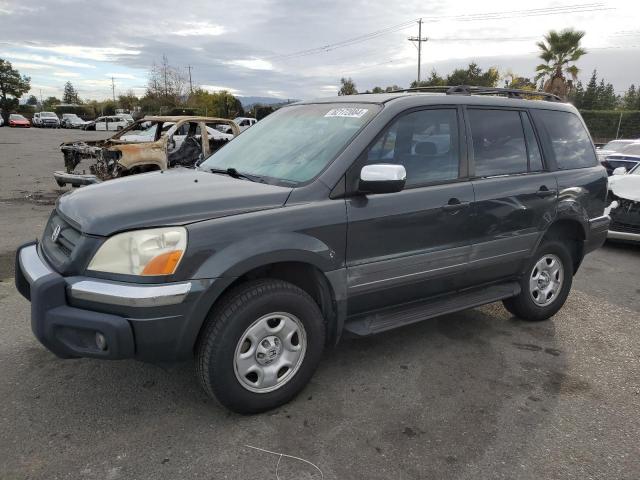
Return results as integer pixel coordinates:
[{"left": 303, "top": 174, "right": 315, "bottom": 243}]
[
  {"left": 41, "top": 112, "right": 57, "bottom": 118},
  {"left": 200, "top": 103, "right": 379, "bottom": 184}
]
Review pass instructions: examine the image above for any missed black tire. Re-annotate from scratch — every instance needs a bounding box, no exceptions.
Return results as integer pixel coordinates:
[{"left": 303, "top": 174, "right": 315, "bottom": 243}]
[
  {"left": 503, "top": 240, "right": 573, "bottom": 322},
  {"left": 196, "top": 279, "right": 325, "bottom": 414}
]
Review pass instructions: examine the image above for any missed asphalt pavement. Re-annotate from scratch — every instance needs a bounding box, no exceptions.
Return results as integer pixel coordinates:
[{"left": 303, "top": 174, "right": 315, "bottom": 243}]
[{"left": 0, "top": 127, "right": 638, "bottom": 479}]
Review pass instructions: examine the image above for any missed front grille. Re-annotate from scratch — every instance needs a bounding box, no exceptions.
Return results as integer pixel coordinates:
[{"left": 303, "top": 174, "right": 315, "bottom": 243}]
[
  {"left": 41, "top": 211, "right": 81, "bottom": 267},
  {"left": 609, "top": 197, "right": 640, "bottom": 235}
]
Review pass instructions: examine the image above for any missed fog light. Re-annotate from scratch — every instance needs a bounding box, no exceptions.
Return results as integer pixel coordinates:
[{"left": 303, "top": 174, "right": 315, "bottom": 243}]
[{"left": 95, "top": 332, "right": 108, "bottom": 351}]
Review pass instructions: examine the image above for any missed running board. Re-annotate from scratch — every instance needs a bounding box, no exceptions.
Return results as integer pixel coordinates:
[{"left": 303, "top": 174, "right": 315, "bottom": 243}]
[{"left": 343, "top": 282, "right": 520, "bottom": 336}]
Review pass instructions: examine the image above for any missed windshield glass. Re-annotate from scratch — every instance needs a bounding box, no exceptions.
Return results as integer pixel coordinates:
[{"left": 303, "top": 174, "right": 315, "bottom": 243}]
[
  {"left": 41, "top": 112, "right": 57, "bottom": 118},
  {"left": 10, "top": 114, "right": 25, "bottom": 120},
  {"left": 200, "top": 103, "right": 379, "bottom": 184},
  {"left": 620, "top": 143, "right": 640, "bottom": 155}
]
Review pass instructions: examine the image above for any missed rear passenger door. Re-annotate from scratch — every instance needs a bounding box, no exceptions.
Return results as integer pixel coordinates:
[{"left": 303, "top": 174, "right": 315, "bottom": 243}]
[
  {"left": 467, "top": 108, "right": 557, "bottom": 283},
  {"left": 345, "top": 107, "right": 475, "bottom": 315}
]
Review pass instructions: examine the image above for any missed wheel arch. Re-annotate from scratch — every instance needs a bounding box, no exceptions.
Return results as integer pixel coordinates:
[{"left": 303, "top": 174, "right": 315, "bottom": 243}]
[
  {"left": 538, "top": 218, "right": 587, "bottom": 274},
  {"left": 190, "top": 259, "right": 344, "bottom": 356}
]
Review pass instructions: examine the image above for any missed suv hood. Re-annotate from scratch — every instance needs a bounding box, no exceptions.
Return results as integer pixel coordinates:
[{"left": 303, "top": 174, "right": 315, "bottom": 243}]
[{"left": 57, "top": 168, "right": 292, "bottom": 236}]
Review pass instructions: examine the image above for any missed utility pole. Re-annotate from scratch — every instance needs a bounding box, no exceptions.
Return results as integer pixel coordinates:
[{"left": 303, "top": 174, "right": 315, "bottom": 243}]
[
  {"left": 111, "top": 76, "right": 116, "bottom": 102},
  {"left": 187, "top": 65, "right": 193, "bottom": 94},
  {"left": 408, "top": 18, "right": 428, "bottom": 83}
]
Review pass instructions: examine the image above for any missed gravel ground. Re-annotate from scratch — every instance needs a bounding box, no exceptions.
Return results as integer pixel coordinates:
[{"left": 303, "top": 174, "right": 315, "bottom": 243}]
[{"left": 0, "top": 127, "right": 638, "bottom": 480}]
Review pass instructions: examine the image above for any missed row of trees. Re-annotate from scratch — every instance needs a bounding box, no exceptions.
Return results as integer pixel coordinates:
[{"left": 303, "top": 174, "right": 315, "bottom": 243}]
[{"left": 339, "top": 63, "right": 523, "bottom": 96}]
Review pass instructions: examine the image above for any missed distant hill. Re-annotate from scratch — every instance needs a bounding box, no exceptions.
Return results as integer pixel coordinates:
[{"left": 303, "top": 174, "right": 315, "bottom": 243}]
[{"left": 238, "top": 96, "right": 297, "bottom": 107}]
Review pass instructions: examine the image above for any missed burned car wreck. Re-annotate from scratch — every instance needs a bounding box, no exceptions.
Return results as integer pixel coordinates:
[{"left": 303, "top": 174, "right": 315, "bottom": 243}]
[{"left": 55, "top": 116, "right": 239, "bottom": 187}]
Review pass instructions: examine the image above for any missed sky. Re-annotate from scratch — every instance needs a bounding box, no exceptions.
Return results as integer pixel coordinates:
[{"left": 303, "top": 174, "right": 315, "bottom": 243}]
[{"left": 0, "top": 0, "right": 638, "bottom": 102}]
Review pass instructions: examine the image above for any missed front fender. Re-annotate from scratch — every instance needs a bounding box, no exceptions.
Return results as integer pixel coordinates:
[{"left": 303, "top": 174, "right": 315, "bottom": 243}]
[{"left": 191, "top": 232, "right": 341, "bottom": 279}]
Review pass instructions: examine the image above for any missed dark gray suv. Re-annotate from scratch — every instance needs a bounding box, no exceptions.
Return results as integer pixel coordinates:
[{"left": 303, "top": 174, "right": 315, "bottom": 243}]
[{"left": 15, "top": 87, "right": 610, "bottom": 413}]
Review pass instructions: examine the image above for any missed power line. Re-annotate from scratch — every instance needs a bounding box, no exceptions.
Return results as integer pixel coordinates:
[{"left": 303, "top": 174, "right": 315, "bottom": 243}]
[{"left": 268, "top": 3, "right": 611, "bottom": 63}]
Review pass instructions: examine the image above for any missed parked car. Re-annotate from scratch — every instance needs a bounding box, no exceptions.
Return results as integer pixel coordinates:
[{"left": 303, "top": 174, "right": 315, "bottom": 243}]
[
  {"left": 601, "top": 142, "right": 640, "bottom": 175},
  {"left": 219, "top": 116, "right": 256, "bottom": 134},
  {"left": 607, "top": 163, "right": 640, "bottom": 242},
  {"left": 596, "top": 138, "right": 640, "bottom": 163},
  {"left": 92, "top": 115, "right": 134, "bottom": 131},
  {"left": 54, "top": 116, "right": 239, "bottom": 187},
  {"left": 61, "top": 113, "right": 89, "bottom": 129},
  {"left": 15, "top": 87, "right": 609, "bottom": 414},
  {"left": 8, "top": 114, "right": 30, "bottom": 127},
  {"left": 0, "top": 115, "right": 4, "bottom": 127},
  {"left": 33, "top": 111, "right": 60, "bottom": 128}
]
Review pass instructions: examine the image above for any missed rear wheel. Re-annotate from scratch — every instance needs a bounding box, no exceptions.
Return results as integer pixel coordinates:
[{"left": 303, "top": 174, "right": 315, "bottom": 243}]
[
  {"left": 503, "top": 240, "right": 573, "bottom": 321},
  {"left": 196, "top": 279, "right": 325, "bottom": 414}
]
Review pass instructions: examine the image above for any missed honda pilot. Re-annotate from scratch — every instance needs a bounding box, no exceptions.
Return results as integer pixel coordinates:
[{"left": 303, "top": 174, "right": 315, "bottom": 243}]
[{"left": 15, "top": 87, "right": 609, "bottom": 413}]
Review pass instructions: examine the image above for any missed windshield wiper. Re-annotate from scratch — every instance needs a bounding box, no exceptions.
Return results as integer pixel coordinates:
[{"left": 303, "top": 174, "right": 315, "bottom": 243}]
[{"left": 206, "top": 167, "right": 265, "bottom": 183}]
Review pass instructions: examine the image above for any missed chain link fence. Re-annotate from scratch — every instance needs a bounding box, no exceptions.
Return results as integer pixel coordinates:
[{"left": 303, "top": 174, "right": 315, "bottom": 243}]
[{"left": 580, "top": 110, "right": 640, "bottom": 145}]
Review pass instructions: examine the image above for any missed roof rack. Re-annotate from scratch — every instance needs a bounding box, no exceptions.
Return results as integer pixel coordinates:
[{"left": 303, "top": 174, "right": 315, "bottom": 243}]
[{"left": 388, "top": 85, "right": 562, "bottom": 102}]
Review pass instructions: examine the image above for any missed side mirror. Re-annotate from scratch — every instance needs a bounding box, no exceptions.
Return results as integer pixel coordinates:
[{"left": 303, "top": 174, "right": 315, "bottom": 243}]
[
  {"left": 612, "top": 166, "right": 627, "bottom": 176},
  {"left": 359, "top": 164, "right": 406, "bottom": 194}
]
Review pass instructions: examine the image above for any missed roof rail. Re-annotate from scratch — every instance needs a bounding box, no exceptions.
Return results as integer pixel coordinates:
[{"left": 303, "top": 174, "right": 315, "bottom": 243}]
[{"left": 388, "top": 85, "right": 562, "bottom": 102}]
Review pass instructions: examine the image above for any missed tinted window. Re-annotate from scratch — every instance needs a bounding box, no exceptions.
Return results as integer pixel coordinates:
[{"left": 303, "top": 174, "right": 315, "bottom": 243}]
[
  {"left": 521, "top": 112, "right": 544, "bottom": 171},
  {"left": 366, "top": 109, "right": 459, "bottom": 186},
  {"left": 469, "top": 109, "right": 527, "bottom": 177},
  {"left": 534, "top": 110, "right": 597, "bottom": 169}
]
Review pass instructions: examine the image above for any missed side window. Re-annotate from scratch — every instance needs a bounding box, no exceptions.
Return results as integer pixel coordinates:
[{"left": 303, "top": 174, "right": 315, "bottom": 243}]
[
  {"left": 533, "top": 110, "right": 597, "bottom": 169},
  {"left": 521, "top": 112, "right": 544, "bottom": 171},
  {"left": 468, "top": 109, "right": 527, "bottom": 177},
  {"left": 366, "top": 109, "right": 459, "bottom": 186}
]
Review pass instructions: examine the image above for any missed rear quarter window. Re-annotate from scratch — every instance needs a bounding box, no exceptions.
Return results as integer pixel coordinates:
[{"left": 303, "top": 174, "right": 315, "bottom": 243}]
[{"left": 533, "top": 110, "right": 597, "bottom": 169}]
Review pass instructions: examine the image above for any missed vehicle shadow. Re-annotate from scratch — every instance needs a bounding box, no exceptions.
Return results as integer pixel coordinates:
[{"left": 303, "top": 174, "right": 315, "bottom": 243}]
[{"left": 8, "top": 302, "right": 569, "bottom": 479}]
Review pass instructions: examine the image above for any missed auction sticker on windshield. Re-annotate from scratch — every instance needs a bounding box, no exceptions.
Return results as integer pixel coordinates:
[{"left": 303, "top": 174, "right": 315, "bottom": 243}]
[{"left": 324, "top": 108, "right": 369, "bottom": 118}]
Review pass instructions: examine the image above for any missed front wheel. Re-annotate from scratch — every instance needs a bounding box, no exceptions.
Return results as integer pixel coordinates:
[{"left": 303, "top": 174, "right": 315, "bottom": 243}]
[
  {"left": 503, "top": 240, "right": 573, "bottom": 321},
  {"left": 196, "top": 279, "right": 325, "bottom": 414}
]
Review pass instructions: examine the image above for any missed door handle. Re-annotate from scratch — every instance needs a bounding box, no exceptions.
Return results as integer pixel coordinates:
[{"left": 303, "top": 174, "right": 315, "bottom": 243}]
[
  {"left": 536, "top": 186, "right": 556, "bottom": 198},
  {"left": 442, "top": 199, "right": 470, "bottom": 212}
]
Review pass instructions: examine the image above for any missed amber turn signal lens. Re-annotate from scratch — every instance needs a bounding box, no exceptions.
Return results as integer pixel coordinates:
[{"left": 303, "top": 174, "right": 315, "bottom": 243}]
[{"left": 141, "top": 250, "right": 184, "bottom": 275}]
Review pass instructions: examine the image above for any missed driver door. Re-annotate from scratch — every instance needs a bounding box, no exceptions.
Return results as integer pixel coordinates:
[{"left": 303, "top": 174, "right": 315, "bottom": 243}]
[{"left": 345, "top": 107, "right": 475, "bottom": 315}]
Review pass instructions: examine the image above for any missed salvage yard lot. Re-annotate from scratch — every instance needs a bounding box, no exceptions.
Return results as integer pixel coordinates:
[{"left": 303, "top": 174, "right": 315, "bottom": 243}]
[{"left": 0, "top": 127, "right": 639, "bottom": 479}]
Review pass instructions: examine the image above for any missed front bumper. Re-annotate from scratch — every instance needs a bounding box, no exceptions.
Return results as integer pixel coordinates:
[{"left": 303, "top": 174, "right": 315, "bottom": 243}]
[
  {"left": 54, "top": 170, "right": 100, "bottom": 187},
  {"left": 15, "top": 242, "right": 214, "bottom": 362},
  {"left": 608, "top": 230, "right": 640, "bottom": 242},
  {"left": 585, "top": 214, "right": 610, "bottom": 254}
]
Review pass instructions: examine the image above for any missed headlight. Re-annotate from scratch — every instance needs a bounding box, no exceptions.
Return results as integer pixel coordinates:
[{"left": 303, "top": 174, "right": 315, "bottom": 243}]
[{"left": 88, "top": 227, "right": 187, "bottom": 276}]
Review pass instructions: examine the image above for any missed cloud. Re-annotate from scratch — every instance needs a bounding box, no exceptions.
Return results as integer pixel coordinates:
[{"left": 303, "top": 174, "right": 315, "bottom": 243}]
[
  {"left": 226, "top": 58, "right": 274, "bottom": 71},
  {"left": 171, "top": 22, "right": 226, "bottom": 36},
  {"left": 11, "top": 62, "right": 52, "bottom": 70},
  {"left": 53, "top": 70, "right": 81, "bottom": 78},
  {"left": 1, "top": 0, "right": 638, "bottom": 101},
  {"left": 201, "top": 84, "right": 241, "bottom": 95},
  {"left": 106, "top": 73, "right": 139, "bottom": 80},
  {"left": 0, "top": 51, "right": 96, "bottom": 68},
  {"left": 24, "top": 44, "right": 141, "bottom": 61}
]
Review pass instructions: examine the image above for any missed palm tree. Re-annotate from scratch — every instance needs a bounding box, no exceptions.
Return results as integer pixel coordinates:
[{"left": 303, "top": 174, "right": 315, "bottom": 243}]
[{"left": 535, "top": 29, "right": 586, "bottom": 100}]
